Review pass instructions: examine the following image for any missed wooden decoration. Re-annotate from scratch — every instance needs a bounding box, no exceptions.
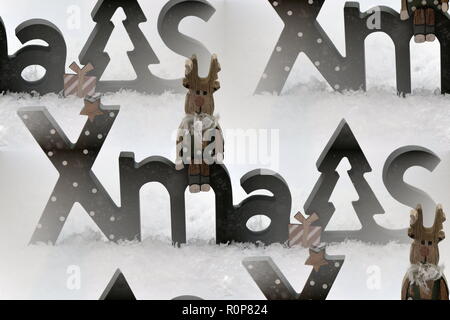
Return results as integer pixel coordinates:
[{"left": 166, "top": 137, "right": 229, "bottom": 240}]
[
  {"left": 304, "top": 119, "right": 408, "bottom": 243},
  {"left": 18, "top": 99, "right": 291, "bottom": 246},
  {"left": 383, "top": 146, "right": 441, "bottom": 217},
  {"left": 0, "top": 18, "right": 66, "bottom": 95},
  {"left": 176, "top": 55, "right": 224, "bottom": 193},
  {"left": 243, "top": 245, "right": 344, "bottom": 300},
  {"left": 402, "top": 205, "right": 449, "bottom": 300},
  {"left": 63, "top": 62, "right": 97, "bottom": 98},
  {"left": 80, "top": 94, "right": 104, "bottom": 122},
  {"left": 288, "top": 212, "right": 321, "bottom": 248}
]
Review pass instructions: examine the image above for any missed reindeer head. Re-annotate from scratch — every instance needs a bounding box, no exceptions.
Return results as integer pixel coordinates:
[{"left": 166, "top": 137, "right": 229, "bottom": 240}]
[
  {"left": 408, "top": 205, "right": 446, "bottom": 265},
  {"left": 183, "top": 54, "right": 221, "bottom": 116}
]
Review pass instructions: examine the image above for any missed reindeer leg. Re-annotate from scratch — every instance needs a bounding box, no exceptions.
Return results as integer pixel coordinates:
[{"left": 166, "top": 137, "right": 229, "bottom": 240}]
[
  {"left": 414, "top": 9, "right": 426, "bottom": 43},
  {"left": 401, "top": 0, "right": 409, "bottom": 20},
  {"left": 188, "top": 164, "right": 201, "bottom": 193},
  {"left": 200, "top": 163, "right": 211, "bottom": 192},
  {"left": 425, "top": 8, "right": 436, "bottom": 42}
]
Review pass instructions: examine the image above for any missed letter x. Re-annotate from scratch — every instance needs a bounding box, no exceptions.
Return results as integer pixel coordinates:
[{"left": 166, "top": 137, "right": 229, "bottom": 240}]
[{"left": 18, "top": 105, "right": 139, "bottom": 244}]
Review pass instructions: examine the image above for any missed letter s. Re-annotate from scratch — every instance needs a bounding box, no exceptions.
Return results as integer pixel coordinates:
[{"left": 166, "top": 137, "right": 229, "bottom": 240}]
[
  {"left": 383, "top": 146, "right": 440, "bottom": 215},
  {"left": 158, "top": 0, "right": 215, "bottom": 75}
]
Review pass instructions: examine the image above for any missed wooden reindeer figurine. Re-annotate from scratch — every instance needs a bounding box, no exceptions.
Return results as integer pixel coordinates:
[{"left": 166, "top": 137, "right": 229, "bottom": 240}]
[
  {"left": 401, "top": 0, "right": 449, "bottom": 43},
  {"left": 176, "top": 55, "right": 224, "bottom": 193},
  {"left": 402, "top": 205, "right": 449, "bottom": 300}
]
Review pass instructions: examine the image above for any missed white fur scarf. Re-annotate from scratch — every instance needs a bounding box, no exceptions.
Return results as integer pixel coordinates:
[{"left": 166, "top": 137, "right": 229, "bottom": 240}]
[
  {"left": 407, "top": 264, "right": 444, "bottom": 292},
  {"left": 179, "top": 113, "right": 221, "bottom": 134}
]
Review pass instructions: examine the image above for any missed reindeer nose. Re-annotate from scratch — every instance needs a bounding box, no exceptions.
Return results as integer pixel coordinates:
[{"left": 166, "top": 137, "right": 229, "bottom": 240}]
[
  {"left": 420, "top": 246, "right": 429, "bottom": 257},
  {"left": 195, "top": 96, "right": 205, "bottom": 108}
]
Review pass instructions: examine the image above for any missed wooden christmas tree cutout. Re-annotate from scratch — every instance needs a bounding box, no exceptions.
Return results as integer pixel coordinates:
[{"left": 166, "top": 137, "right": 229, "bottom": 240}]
[
  {"left": 304, "top": 119, "right": 408, "bottom": 243},
  {"left": 79, "top": 0, "right": 180, "bottom": 94},
  {"left": 79, "top": 0, "right": 215, "bottom": 94}
]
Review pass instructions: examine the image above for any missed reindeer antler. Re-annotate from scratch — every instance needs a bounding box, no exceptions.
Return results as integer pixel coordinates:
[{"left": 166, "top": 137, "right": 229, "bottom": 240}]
[
  {"left": 408, "top": 204, "right": 446, "bottom": 242},
  {"left": 434, "top": 204, "right": 446, "bottom": 242},
  {"left": 183, "top": 55, "right": 199, "bottom": 89},
  {"left": 408, "top": 205, "right": 423, "bottom": 239},
  {"left": 208, "top": 54, "right": 221, "bottom": 92},
  {"left": 183, "top": 54, "right": 221, "bottom": 92}
]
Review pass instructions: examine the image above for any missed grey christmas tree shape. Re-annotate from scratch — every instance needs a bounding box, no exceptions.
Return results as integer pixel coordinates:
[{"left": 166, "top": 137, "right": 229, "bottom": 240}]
[
  {"left": 304, "top": 119, "right": 409, "bottom": 243},
  {"left": 79, "top": 0, "right": 174, "bottom": 93}
]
